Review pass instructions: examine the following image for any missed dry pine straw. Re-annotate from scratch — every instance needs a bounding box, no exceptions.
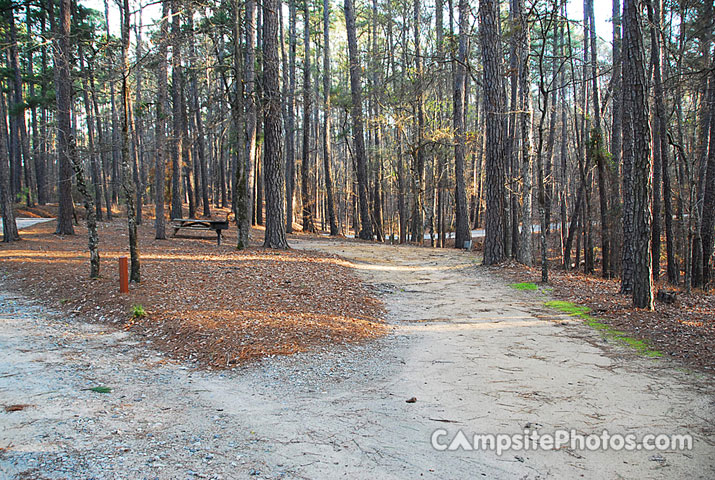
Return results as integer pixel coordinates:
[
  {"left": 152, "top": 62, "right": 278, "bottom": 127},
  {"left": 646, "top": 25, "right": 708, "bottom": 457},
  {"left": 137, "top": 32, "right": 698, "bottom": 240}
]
[{"left": 0, "top": 215, "right": 386, "bottom": 369}]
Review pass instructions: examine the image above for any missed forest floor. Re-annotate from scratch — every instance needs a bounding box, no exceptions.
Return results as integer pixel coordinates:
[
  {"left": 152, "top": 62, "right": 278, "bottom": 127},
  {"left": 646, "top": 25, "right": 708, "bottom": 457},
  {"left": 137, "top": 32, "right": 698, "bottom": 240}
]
[
  {"left": 1, "top": 216, "right": 714, "bottom": 478},
  {"left": 0, "top": 211, "right": 385, "bottom": 367}
]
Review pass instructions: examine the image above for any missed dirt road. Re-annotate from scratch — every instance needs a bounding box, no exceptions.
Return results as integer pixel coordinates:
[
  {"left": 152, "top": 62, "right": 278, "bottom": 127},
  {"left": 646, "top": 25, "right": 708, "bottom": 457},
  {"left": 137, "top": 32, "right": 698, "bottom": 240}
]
[{"left": 1, "top": 237, "right": 713, "bottom": 479}]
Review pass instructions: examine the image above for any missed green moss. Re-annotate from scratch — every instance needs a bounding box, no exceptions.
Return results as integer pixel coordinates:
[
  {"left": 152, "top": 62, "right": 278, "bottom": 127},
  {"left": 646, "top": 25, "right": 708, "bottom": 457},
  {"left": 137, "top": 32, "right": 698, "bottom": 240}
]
[
  {"left": 586, "top": 318, "right": 609, "bottom": 330},
  {"left": 510, "top": 282, "right": 539, "bottom": 291},
  {"left": 544, "top": 300, "right": 591, "bottom": 316},
  {"left": 544, "top": 300, "right": 662, "bottom": 358}
]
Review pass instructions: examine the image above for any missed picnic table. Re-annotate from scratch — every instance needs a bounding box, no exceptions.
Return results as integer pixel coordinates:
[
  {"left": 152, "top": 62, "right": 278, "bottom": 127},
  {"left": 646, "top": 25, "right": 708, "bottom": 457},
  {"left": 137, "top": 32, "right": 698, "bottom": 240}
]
[{"left": 171, "top": 215, "right": 230, "bottom": 245}]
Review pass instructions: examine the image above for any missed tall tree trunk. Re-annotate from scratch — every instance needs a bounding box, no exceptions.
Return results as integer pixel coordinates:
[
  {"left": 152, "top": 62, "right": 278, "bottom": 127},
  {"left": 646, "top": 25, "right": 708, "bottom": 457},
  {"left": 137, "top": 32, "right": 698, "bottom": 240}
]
[
  {"left": 245, "top": 0, "right": 258, "bottom": 228},
  {"left": 648, "top": 0, "right": 677, "bottom": 284},
  {"left": 506, "top": 0, "right": 519, "bottom": 258},
  {"left": 453, "top": 0, "right": 470, "bottom": 249},
  {"left": 610, "top": 0, "right": 623, "bottom": 276},
  {"left": 170, "top": 0, "right": 183, "bottom": 219},
  {"left": 621, "top": 7, "right": 634, "bottom": 293},
  {"left": 516, "top": 0, "right": 533, "bottom": 266},
  {"left": 29, "top": 3, "right": 47, "bottom": 205},
  {"left": 232, "top": 0, "right": 250, "bottom": 249},
  {"left": 344, "top": 0, "right": 373, "bottom": 240},
  {"left": 323, "top": 0, "right": 338, "bottom": 235},
  {"left": 262, "top": 0, "right": 288, "bottom": 248},
  {"left": 579, "top": 8, "right": 594, "bottom": 275},
  {"left": 52, "top": 0, "right": 74, "bottom": 235},
  {"left": 132, "top": 19, "right": 144, "bottom": 226},
  {"left": 154, "top": 0, "right": 170, "bottom": 239},
  {"left": 285, "top": 0, "right": 297, "bottom": 233},
  {"left": 559, "top": 10, "right": 569, "bottom": 268},
  {"left": 0, "top": 84, "right": 19, "bottom": 242},
  {"left": 691, "top": 1, "right": 713, "bottom": 288},
  {"left": 479, "top": 0, "right": 506, "bottom": 264},
  {"left": 301, "top": 1, "right": 316, "bottom": 233},
  {"left": 56, "top": 0, "right": 99, "bottom": 276},
  {"left": 87, "top": 54, "right": 113, "bottom": 220},
  {"left": 255, "top": 143, "right": 263, "bottom": 224},
  {"left": 623, "top": 0, "right": 653, "bottom": 309},
  {"left": 121, "top": 0, "right": 140, "bottom": 282},
  {"left": 8, "top": 9, "right": 36, "bottom": 207},
  {"left": 702, "top": 59, "right": 715, "bottom": 287},
  {"left": 435, "top": 0, "right": 445, "bottom": 247},
  {"left": 586, "top": 0, "right": 611, "bottom": 278},
  {"left": 411, "top": 0, "right": 425, "bottom": 244},
  {"left": 397, "top": 128, "right": 407, "bottom": 243},
  {"left": 104, "top": 0, "right": 120, "bottom": 207},
  {"left": 78, "top": 46, "right": 103, "bottom": 222},
  {"left": 186, "top": 15, "right": 210, "bottom": 218}
]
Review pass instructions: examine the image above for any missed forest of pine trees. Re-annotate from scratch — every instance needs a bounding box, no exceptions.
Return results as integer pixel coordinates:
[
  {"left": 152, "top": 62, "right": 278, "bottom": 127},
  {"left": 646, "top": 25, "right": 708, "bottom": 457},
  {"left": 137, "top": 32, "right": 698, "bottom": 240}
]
[{"left": 0, "top": 0, "right": 714, "bottom": 310}]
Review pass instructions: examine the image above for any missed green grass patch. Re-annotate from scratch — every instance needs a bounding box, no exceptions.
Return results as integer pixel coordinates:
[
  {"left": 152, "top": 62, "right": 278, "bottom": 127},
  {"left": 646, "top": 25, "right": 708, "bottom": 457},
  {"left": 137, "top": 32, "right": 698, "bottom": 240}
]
[
  {"left": 510, "top": 282, "right": 539, "bottom": 291},
  {"left": 544, "top": 300, "right": 662, "bottom": 358},
  {"left": 86, "top": 386, "right": 112, "bottom": 394},
  {"left": 131, "top": 304, "right": 146, "bottom": 318}
]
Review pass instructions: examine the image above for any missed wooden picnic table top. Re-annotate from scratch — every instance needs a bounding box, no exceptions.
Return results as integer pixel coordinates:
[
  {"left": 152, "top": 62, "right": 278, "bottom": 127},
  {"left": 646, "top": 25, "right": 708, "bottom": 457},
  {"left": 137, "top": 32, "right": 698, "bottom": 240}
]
[
  {"left": 171, "top": 216, "right": 230, "bottom": 245},
  {"left": 172, "top": 218, "right": 228, "bottom": 226}
]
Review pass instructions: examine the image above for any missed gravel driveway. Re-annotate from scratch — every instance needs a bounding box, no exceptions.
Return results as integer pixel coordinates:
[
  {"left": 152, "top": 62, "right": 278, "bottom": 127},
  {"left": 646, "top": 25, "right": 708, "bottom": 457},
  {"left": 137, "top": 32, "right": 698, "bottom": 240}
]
[{"left": 1, "top": 237, "right": 713, "bottom": 479}]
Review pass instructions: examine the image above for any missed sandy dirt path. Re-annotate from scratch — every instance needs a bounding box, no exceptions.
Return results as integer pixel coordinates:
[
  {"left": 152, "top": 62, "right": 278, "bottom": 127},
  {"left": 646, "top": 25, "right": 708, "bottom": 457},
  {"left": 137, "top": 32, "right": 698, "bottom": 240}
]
[{"left": 1, "top": 237, "right": 713, "bottom": 479}]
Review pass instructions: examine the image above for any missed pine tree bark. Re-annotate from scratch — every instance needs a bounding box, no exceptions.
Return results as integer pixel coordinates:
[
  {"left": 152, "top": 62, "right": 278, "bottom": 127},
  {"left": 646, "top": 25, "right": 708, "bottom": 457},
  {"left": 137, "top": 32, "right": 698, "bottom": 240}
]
[
  {"left": 104, "top": 0, "right": 120, "bottom": 207},
  {"left": 344, "top": 0, "right": 373, "bottom": 240},
  {"left": 397, "top": 128, "right": 407, "bottom": 243},
  {"left": 0, "top": 87, "right": 18, "bottom": 242},
  {"left": 479, "top": 0, "right": 506, "bottom": 264},
  {"left": 586, "top": 0, "right": 611, "bottom": 278},
  {"left": 170, "top": 0, "right": 184, "bottom": 220},
  {"left": 8, "top": 9, "right": 36, "bottom": 207},
  {"left": 245, "top": 0, "right": 258, "bottom": 228},
  {"left": 691, "top": 1, "right": 713, "bottom": 288},
  {"left": 87, "top": 54, "right": 113, "bottom": 220},
  {"left": 323, "top": 0, "right": 338, "bottom": 235},
  {"left": 623, "top": 0, "right": 653, "bottom": 309},
  {"left": 121, "top": 0, "right": 140, "bottom": 282},
  {"left": 53, "top": 0, "right": 74, "bottom": 235},
  {"left": 648, "top": 0, "right": 677, "bottom": 284},
  {"left": 610, "top": 0, "right": 623, "bottom": 276},
  {"left": 78, "top": 46, "right": 104, "bottom": 222},
  {"left": 621, "top": 4, "right": 635, "bottom": 293},
  {"left": 28, "top": 3, "right": 46, "bottom": 206},
  {"left": 154, "top": 0, "right": 170, "bottom": 239},
  {"left": 411, "top": 0, "right": 425, "bottom": 244},
  {"left": 453, "top": 0, "right": 470, "bottom": 249},
  {"left": 516, "top": 0, "right": 533, "bottom": 266},
  {"left": 702, "top": 59, "right": 715, "bottom": 287},
  {"left": 232, "top": 0, "right": 250, "bottom": 249},
  {"left": 262, "top": 0, "right": 289, "bottom": 249},
  {"left": 55, "top": 0, "right": 99, "bottom": 276},
  {"left": 301, "top": 1, "right": 316, "bottom": 233},
  {"left": 186, "top": 14, "right": 210, "bottom": 218},
  {"left": 131, "top": 17, "right": 145, "bottom": 226},
  {"left": 285, "top": 0, "right": 297, "bottom": 233}
]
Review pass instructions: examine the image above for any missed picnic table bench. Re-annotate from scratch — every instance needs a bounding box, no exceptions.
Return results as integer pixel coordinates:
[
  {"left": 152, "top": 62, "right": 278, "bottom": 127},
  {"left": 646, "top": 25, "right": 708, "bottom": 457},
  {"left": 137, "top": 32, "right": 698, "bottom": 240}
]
[{"left": 171, "top": 215, "right": 230, "bottom": 245}]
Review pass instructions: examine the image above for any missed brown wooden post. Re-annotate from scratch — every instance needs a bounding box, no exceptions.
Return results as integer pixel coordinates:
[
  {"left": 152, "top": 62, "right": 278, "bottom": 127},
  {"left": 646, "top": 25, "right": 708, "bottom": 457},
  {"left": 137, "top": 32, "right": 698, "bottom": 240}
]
[{"left": 119, "top": 256, "right": 129, "bottom": 293}]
